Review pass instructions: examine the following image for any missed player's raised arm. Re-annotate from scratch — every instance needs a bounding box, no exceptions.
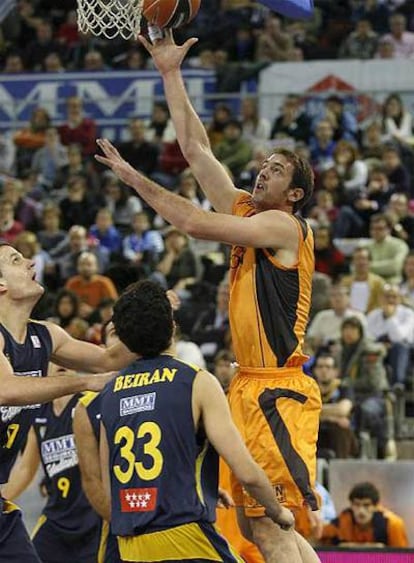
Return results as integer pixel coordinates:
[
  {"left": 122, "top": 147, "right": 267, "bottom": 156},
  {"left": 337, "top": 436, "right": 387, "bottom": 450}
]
[{"left": 139, "top": 30, "right": 244, "bottom": 214}]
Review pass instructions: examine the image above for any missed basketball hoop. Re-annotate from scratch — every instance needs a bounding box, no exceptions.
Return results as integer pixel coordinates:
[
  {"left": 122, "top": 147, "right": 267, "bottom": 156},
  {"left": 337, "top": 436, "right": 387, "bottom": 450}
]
[{"left": 77, "top": 0, "right": 144, "bottom": 40}]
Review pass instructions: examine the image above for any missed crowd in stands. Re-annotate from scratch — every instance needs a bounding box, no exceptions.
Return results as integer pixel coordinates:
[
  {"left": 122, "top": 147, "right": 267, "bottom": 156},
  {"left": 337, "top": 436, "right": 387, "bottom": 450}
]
[{"left": 0, "top": 1, "right": 414, "bottom": 540}]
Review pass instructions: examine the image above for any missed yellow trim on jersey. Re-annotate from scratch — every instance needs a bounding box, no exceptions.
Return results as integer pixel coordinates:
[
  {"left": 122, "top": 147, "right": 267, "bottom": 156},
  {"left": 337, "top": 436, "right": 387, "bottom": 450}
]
[
  {"left": 2, "top": 499, "right": 20, "bottom": 514},
  {"left": 79, "top": 391, "right": 99, "bottom": 408},
  {"left": 195, "top": 441, "right": 208, "bottom": 506},
  {"left": 118, "top": 522, "right": 222, "bottom": 562},
  {"left": 97, "top": 520, "right": 109, "bottom": 563},
  {"left": 173, "top": 356, "right": 202, "bottom": 373},
  {"left": 31, "top": 514, "right": 47, "bottom": 539}
]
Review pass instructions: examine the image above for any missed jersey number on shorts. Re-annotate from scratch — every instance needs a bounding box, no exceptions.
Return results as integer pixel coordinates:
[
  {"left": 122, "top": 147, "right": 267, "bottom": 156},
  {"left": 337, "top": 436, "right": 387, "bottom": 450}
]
[
  {"left": 113, "top": 422, "right": 163, "bottom": 484},
  {"left": 4, "top": 423, "right": 19, "bottom": 449}
]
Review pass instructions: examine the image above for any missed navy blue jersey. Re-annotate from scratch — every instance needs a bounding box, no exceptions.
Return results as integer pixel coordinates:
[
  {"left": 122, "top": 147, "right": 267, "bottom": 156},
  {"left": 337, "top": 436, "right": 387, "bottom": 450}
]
[
  {"left": 0, "top": 322, "right": 52, "bottom": 484},
  {"left": 100, "top": 355, "right": 219, "bottom": 536},
  {"left": 33, "top": 396, "right": 101, "bottom": 535}
]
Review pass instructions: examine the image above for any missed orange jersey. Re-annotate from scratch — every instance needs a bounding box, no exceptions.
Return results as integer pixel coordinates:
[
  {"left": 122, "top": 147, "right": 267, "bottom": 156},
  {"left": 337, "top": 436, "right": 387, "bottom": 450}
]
[
  {"left": 216, "top": 458, "right": 264, "bottom": 563},
  {"left": 229, "top": 193, "right": 314, "bottom": 368},
  {"left": 322, "top": 507, "right": 409, "bottom": 547}
]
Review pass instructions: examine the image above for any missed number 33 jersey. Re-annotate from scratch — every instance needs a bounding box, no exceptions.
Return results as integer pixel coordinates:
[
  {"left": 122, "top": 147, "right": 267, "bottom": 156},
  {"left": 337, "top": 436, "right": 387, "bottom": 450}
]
[
  {"left": 100, "top": 354, "right": 219, "bottom": 537},
  {"left": 0, "top": 322, "right": 52, "bottom": 484}
]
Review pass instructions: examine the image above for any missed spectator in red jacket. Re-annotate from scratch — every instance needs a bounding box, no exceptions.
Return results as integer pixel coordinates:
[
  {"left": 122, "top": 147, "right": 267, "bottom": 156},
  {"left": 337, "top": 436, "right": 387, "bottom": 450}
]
[{"left": 58, "top": 96, "right": 97, "bottom": 157}]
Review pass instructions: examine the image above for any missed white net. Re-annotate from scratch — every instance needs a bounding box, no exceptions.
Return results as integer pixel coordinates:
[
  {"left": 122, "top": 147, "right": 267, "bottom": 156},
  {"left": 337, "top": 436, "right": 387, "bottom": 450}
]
[{"left": 77, "top": 0, "right": 144, "bottom": 40}]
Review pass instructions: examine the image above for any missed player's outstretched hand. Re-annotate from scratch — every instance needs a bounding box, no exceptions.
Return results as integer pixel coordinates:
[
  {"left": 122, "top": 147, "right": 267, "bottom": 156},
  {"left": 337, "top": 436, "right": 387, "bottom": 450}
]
[
  {"left": 95, "top": 138, "right": 138, "bottom": 187},
  {"left": 138, "top": 28, "right": 198, "bottom": 75},
  {"left": 85, "top": 371, "right": 118, "bottom": 392}
]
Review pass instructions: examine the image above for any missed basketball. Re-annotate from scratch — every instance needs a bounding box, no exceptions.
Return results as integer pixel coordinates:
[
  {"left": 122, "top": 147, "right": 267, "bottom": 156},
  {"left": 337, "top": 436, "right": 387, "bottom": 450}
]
[{"left": 143, "top": 0, "right": 201, "bottom": 29}]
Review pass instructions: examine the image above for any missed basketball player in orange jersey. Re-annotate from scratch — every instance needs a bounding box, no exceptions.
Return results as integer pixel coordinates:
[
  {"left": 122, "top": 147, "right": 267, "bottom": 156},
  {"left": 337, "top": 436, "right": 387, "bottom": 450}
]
[{"left": 95, "top": 31, "right": 321, "bottom": 563}]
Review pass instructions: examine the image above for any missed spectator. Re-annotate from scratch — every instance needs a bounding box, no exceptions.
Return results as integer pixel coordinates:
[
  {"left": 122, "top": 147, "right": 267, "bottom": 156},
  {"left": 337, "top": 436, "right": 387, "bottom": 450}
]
[
  {"left": 316, "top": 167, "right": 347, "bottom": 207},
  {"left": 103, "top": 175, "right": 142, "bottom": 234},
  {"left": 144, "top": 101, "right": 176, "bottom": 145},
  {"left": 321, "top": 482, "right": 408, "bottom": 547},
  {"left": 13, "top": 107, "right": 51, "bottom": 173},
  {"left": 341, "top": 247, "right": 386, "bottom": 314},
  {"left": 333, "top": 141, "right": 368, "bottom": 191},
  {"left": 367, "top": 213, "right": 409, "bottom": 284},
  {"left": 382, "top": 93, "right": 413, "bottom": 146},
  {"left": 381, "top": 145, "right": 411, "bottom": 195},
  {"left": 24, "top": 19, "right": 63, "bottom": 71},
  {"left": 31, "top": 126, "right": 68, "bottom": 191},
  {"left": 366, "top": 283, "right": 414, "bottom": 389},
  {"left": 400, "top": 251, "right": 414, "bottom": 308},
  {"left": 0, "top": 198, "right": 24, "bottom": 244},
  {"left": 3, "top": 53, "right": 25, "bottom": 73},
  {"left": 255, "top": 14, "right": 293, "bottom": 62},
  {"left": 14, "top": 230, "right": 53, "bottom": 286},
  {"left": 122, "top": 211, "right": 164, "bottom": 271},
  {"left": 206, "top": 103, "right": 233, "bottom": 149},
  {"left": 310, "top": 272, "right": 332, "bottom": 321},
  {"left": 213, "top": 349, "right": 236, "bottom": 394},
  {"left": 213, "top": 119, "right": 253, "bottom": 180},
  {"left": 313, "top": 352, "right": 358, "bottom": 459},
  {"left": 351, "top": 0, "right": 390, "bottom": 34},
  {"left": 89, "top": 208, "right": 122, "bottom": 255},
  {"left": 47, "top": 288, "right": 82, "bottom": 330},
  {"left": 359, "top": 120, "right": 386, "bottom": 161},
  {"left": 83, "top": 50, "right": 109, "bottom": 72},
  {"left": 58, "top": 96, "right": 98, "bottom": 157},
  {"left": 306, "top": 283, "right": 366, "bottom": 353},
  {"left": 54, "top": 143, "right": 100, "bottom": 196},
  {"left": 117, "top": 118, "right": 159, "bottom": 177},
  {"left": 309, "top": 119, "right": 336, "bottom": 173},
  {"left": 0, "top": 131, "right": 16, "bottom": 175},
  {"left": 339, "top": 19, "right": 378, "bottom": 59},
  {"left": 192, "top": 279, "right": 230, "bottom": 369},
  {"left": 270, "top": 94, "right": 312, "bottom": 143},
  {"left": 36, "top": 203, "right": 67, "bottom": 253},
  {"left": 240, "top": 97, "right": 271, "bottom": 144},
  {"left": 380, "top": 13, "right": 414, "bottom": 58},
  {"left": 375, "top": 37, "right": 396, "bottom": 59},
  {"left": 56, "top": 10, "right": 79, "bottom": 48},
  {"left": 42, "top": 52, "right": 66, "bottom": 73},
  {"left": 337, "top": 316, "right": 394, "bottom": 459},
  {"left": 65, "top": 251, "right": 118, "bottom": 318},
  {"left": 59, "top": 175, "right": 100, "bottom": 230},
  {"left": 324, "top": 95, "right": 358, "bottom": 143},
  {"left": 386, "top": 192, "right": 414, "bottom": 249},
  {"left": 314, "top": 224, "right": 346, "bottom": 280}
]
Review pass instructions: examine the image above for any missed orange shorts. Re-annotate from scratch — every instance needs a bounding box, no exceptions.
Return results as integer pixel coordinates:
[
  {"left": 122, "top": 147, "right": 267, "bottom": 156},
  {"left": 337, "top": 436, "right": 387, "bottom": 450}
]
[{"left": 228, "top": 366, "right": 321, "bottom": 517}]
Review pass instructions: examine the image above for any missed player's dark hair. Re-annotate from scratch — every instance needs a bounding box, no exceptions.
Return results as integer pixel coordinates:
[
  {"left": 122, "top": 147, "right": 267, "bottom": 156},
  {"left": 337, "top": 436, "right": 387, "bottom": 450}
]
[
  {"left": 112, "top": 280, "right": 173, "bottom": 357},
  {"left": 272, "top": 148, "right": 314, "bottom": 213},
  {"left": 349, "top": 482, "right": 380, "bottom": 505}
]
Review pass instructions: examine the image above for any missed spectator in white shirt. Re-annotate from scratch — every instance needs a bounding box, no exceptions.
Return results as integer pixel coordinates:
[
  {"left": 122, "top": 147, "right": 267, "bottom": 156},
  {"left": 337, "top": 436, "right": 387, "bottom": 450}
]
[
  {"left": 366, "top": 284, "right": 414, "bottom": 389},
  {"left": 380, "top": 13, "right": 414, "bottom": 58}
]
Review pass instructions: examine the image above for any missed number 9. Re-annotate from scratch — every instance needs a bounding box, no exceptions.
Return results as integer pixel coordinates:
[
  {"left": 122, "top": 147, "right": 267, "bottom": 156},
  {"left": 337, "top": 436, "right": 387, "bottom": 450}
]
[{"left": 57, "top": 477, "right": 70, "bottom": 498}]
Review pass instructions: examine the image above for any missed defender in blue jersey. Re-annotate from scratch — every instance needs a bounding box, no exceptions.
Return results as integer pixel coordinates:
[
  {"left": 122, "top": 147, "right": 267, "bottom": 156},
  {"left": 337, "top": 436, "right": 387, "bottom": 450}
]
[
  {"left": 100, "top": 281, "right": 294, "bottom": 563},
  {"left": 3, "top": 364, "right": 102, "bottom": 563},
  {"left": 0, "top": 243, "right": 135, "bottom": 561}
]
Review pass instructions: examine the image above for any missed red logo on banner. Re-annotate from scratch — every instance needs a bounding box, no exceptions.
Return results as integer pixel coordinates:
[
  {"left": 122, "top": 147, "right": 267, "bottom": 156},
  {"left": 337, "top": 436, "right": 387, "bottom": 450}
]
[{"left": 119, "top": 488, "right": 157, "bottom": 512}]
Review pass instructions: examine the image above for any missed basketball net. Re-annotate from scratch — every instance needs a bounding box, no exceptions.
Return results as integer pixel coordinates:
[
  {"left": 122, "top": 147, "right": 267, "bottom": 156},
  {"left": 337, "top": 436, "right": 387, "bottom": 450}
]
[{"left": 77, "top": 0, "right": 144, "bottom": 40}]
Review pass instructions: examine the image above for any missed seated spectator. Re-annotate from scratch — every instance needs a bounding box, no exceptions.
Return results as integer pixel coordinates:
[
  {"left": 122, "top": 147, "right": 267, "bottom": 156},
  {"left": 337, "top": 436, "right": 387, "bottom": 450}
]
[
  {"left": 310, "top": 272, "right": 332, "bottom": 321},
  {"left": 24, "top": 19, "right": 63, "bottom": 71},
  {"left": 337, "top": 316, "right": 394, "bottom": 459},
  {"left": 59, "top": 175, "right": 100, "bottom": 230},
  {"left": 213, "top": 349, "right": 236, "bottom": 394},
  {"left": 117, "top": 118, "right": 159, "bottom": 176},
  {"left": 206, "top": 103, "right": 233, "bottom": 149},
  {"left": 65, "top": 251, "right": 118, "bottom": 319},
  {"left": 103, "top": 175, "right": 142, "bottom": 235},
  {"left": 381, "top": 145, "right": 411, "bottom": 195},
  {"left": 144, "top": 101, "right": 176, "bottom": 145},
  {"left": 313, "top": 352, "right": 358, "bottom": 459},
  {"left": 374, "top": 37, "right": 396, "bottom": 59},
  {"left": 13, "top": 107, "right": 51, "bottom": 173},
  {"left": 58, "top": 96, "right": 98, "bottom": 157},
  {"left": 54, "top": 143, "right": 100, "bottom": 196},
  {"left": 270, "top": 94, "right": 312, "bottom": 144},
  {"left": 56, "top": 9, "right": 79, "bottom": 49},
  {"left": 366, "top": 284, "right": 414, "bottom": 389},
  {"left": 359, "top": 120, "right": 386, "bottom": 161},
  {"left": 309, "top": 119, "right": 336, "bottom": 173},
  {"left": 192, "top": 279, "right": 230, "bottom": 370},
  {"left": 0, "top": 198, "right": 24, "bottom": 244},
  {"left": 324, "top": 95, "right": 358, "bottom": 143},
  {"left": 213, "top": 119, "right": 252, "bottom": 180},
  {"left": 255, "top": 14, "right": 293, "bottom": 62},
  {"left": 48, "top": 288, "right": 82, "bottom": 330},
  {"left": 122, "top": 211, "right": 164, "bottom": 272},
  {"left": 1, "top": 176, "right": 41, "bottom": 231},
  {"left": 308, "top": 190, "right": 339, "bottom": 226},
  {"left": 333, "top": 165, "right": 396, "bottom": 239},
  {"left": 240, "top": 97, "right": 271, "bottom": 144},
  {"left": 333, "top": 140, "right": 368, "bottom": 191},
  {"left": 314, "top": 224, "right": 346, "bottom": 280},
  {"left": 31, "top": 127, "right": 68, "bottom": 191},
  {"left": 321, "top": 482, "right": 408, "bottom": 547},
  {"left": 341, "top": 247, "right": 386, "bottom": 314},
  {"left": 36, "top": 203, "right": 67, "bottom": 253},
  {"left": 83, "top": 50, "right": 109, "bottom": 72},
  {"left": 85, "top": 297, "right": 116, "bottom": 345},
  {"left": 316, "top": 167, "right": 347, "bottom": 207},
  {"left": 400, "top": 251, "right": 414, "bottom": 308},
  {"left": 380, "top": 12, "right": 414, "bottom": 58},
  {"left": 350, "top": 0, "right": 389, "bottom": 35},
  {"left": 43, "top": 52, "right": 66, "bottom": 73},
  {"left": 339, "top": 19, "right": 378, "bottom": 59},
  {"left": 385, "top": 192, "right": 414, "bottom": 249},
  {"left": 14, "top": 230, "right": 53, "bottom": 286},
  {"left": 153, "top": 227, "right": 199, "bottom": 295},
  {"left": 158, "top": 140, "right": 188, "bottom": 180},
  {"left": 367, "top": 213, "right": 409, "bottom": 284},
  {"left": 89, "top": 208, "right": 122, "bottom": 255},
  {"left": 382, "top": 93, "right": 413, "bottom": 147},
  {"left": 3, "top": 53, "right": 25, "bottom": 73}
]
